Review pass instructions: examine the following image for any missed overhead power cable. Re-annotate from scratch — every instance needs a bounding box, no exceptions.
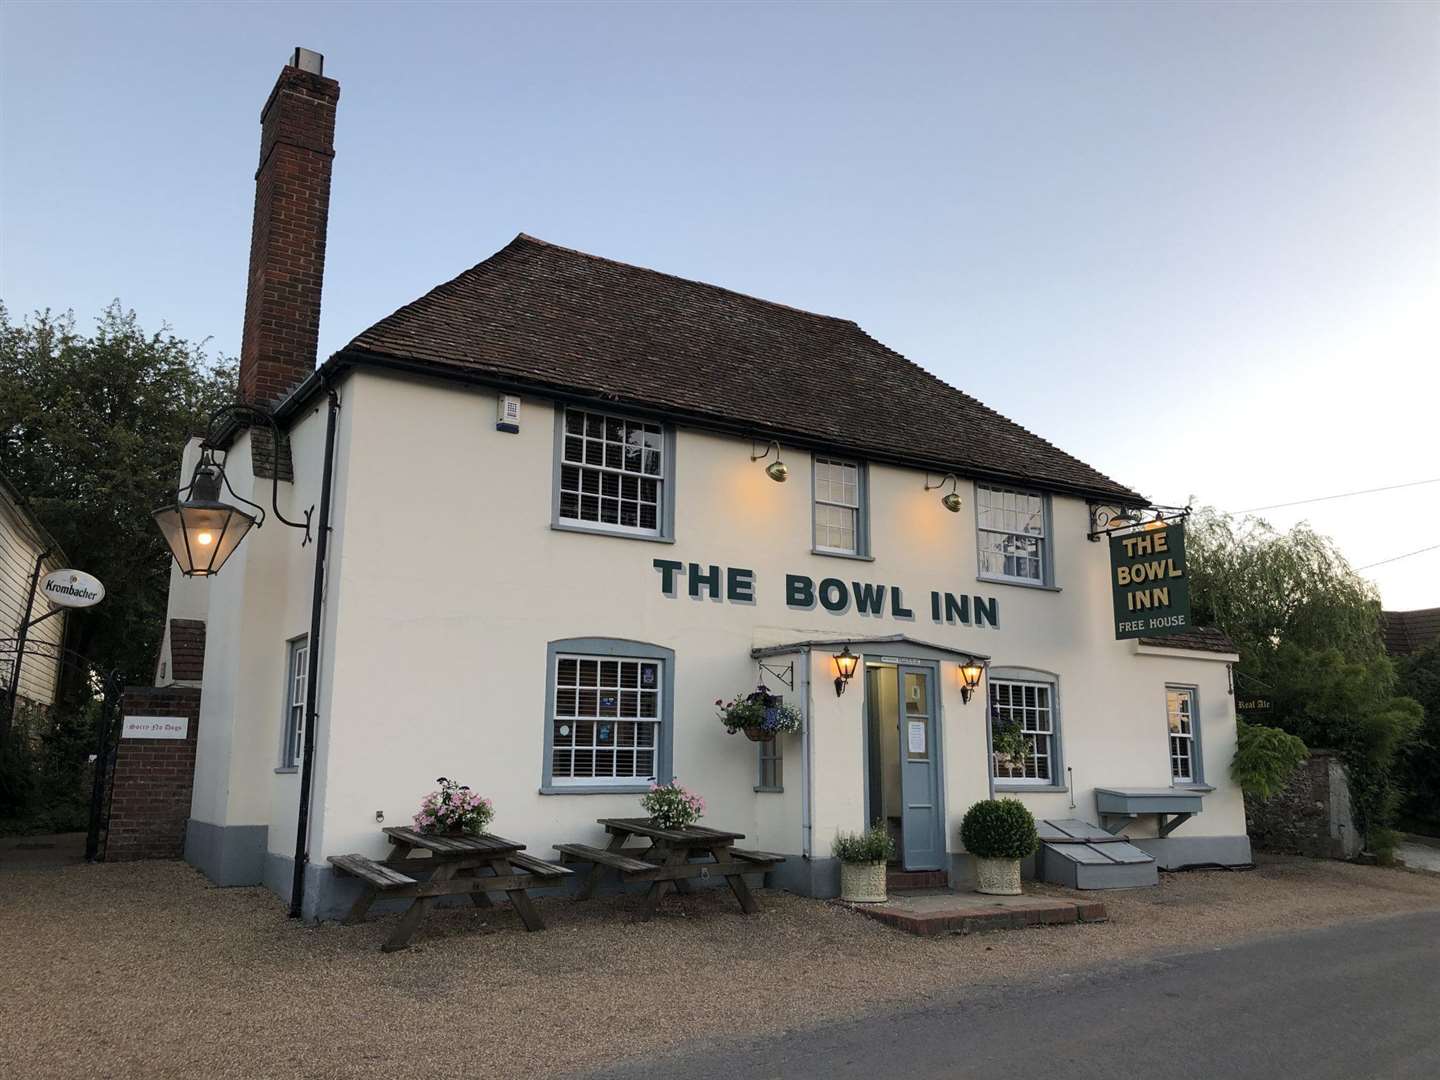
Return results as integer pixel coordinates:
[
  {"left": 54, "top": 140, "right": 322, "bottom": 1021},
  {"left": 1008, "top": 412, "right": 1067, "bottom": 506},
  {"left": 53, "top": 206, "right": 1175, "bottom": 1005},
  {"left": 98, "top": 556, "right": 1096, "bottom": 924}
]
[
  {"left": 1235, "top": 477, "right": 1440, "bottom": 514},
  {"left": 1355, "top": 543, "right": 1440, "bottom": 572}
]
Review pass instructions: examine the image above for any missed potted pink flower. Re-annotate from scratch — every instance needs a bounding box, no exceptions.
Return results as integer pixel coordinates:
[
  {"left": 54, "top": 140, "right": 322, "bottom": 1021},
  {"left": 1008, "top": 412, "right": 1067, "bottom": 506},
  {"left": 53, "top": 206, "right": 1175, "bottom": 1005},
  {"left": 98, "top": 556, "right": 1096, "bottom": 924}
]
[
  {"left": 413, "top": 776, "right": 494, "bottom": 836},
  {"left": 640, "top": 780, "right": 705, "bottom": 830}
]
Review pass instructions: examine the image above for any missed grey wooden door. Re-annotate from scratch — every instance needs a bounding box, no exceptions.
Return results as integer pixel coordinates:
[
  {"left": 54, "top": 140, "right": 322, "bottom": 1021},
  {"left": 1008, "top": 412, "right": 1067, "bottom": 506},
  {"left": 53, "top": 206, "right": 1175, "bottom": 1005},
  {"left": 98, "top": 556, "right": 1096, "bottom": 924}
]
[{"left": 898, "top": 664, "right": 944, "bottom": 871}]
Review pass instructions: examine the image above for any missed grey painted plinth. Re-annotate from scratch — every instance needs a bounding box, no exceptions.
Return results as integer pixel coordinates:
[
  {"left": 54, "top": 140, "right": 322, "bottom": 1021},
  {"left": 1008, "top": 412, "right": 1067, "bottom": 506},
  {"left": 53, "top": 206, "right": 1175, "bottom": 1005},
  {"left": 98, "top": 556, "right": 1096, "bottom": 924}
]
[
  {"left": 769, "top": 855, "right": 840, "bottom": 898},
  {"left": 1128, "top": 834, "right": 1253, "bottom": 869},
  {"left": 185, "top": 820, "right": 267, "bottom": 886}
]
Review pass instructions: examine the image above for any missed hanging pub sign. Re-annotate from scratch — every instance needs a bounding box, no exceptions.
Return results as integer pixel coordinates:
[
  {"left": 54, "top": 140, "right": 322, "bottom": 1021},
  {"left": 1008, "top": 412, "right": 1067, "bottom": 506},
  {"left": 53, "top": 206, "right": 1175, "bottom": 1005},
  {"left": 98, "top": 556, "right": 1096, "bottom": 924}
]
[
  {"left": 1236, "top": 696, "right": 1274, "bottom": 719},
  {"left": 40, "top": 569, "right": 106, "bottom": 609},
  {"left": 1110, "top": 523, "right": 1190, "bottom": 640}
]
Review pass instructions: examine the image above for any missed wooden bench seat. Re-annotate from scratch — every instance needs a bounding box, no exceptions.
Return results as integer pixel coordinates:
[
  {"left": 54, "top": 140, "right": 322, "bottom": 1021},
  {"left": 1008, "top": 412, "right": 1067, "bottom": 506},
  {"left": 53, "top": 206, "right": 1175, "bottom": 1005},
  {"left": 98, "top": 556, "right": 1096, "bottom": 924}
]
[
  {"left": 727, "top": 849, "right": 785, "bottom": 867},
  {"left": 328, "top": 853, "right": 417, "bottom": 890},
  {"left": 553, "top": 843, "right": 657, "bottom": 874},
  {"left": 506, "top": 851, "right": 574, "bottom": 878}
]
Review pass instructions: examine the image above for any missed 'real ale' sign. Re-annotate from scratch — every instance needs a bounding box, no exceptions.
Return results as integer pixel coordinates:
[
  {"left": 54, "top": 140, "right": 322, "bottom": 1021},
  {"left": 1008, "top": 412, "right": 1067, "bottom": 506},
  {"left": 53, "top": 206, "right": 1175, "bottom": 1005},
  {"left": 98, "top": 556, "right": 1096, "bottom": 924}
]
[{"left": 1110, "top": 523, "right": 1190, "bottom": 640}]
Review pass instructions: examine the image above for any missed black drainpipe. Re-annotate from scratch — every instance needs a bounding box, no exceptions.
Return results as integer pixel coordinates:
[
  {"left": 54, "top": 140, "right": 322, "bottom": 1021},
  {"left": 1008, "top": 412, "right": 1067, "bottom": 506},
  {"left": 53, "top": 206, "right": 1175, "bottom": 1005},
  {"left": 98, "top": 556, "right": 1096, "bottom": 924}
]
[{"left": 290, "top": 387, "right": 341, "bottom": 919}]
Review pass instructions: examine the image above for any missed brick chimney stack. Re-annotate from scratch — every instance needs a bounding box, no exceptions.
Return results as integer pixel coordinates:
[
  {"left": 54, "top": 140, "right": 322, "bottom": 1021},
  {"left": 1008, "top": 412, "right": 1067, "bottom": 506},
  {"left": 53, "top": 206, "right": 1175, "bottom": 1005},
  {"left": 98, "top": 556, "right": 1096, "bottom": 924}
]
[{"left": 238, "top": 47, "right": 340, "bottom": 406}]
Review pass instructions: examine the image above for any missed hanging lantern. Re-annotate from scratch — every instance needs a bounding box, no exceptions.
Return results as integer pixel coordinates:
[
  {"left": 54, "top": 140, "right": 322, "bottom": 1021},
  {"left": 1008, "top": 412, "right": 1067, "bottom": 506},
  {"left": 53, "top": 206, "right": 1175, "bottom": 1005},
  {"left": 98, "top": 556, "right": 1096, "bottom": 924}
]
[{"left": 152, "top": 456, "right": 259, "bottom": 577}]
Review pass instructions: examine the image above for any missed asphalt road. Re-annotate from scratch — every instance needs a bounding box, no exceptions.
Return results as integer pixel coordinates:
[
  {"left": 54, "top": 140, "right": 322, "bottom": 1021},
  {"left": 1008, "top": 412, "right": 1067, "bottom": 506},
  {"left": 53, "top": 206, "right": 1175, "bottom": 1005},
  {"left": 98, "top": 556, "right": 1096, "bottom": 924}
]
[{"left": 584, "top": 909, "right": 1440, "bottom": 1080}]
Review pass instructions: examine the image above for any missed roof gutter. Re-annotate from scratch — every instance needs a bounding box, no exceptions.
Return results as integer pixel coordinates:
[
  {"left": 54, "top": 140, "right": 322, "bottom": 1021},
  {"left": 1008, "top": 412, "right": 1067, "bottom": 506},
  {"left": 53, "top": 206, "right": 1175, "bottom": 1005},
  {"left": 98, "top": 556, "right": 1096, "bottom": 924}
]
[{"left": 251, "top": 345, "right": 1147, "bottom": 506}]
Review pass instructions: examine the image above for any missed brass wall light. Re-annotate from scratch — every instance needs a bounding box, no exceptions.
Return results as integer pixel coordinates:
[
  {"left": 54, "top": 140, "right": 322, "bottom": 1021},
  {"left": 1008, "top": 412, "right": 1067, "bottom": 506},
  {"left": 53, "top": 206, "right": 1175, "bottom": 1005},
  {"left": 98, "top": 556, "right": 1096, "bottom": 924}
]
[
  {"left": 958, "top": 658, "right": 985, "bottom": 705},
  {"left": 832, "top": 644, "right": 859, "bottom": 697},
  {"left": 925, "top": 473, "right": 963, "bottom": 513},
  {"left": 751, "top": 440, "right": 789, "bottom": 482}
]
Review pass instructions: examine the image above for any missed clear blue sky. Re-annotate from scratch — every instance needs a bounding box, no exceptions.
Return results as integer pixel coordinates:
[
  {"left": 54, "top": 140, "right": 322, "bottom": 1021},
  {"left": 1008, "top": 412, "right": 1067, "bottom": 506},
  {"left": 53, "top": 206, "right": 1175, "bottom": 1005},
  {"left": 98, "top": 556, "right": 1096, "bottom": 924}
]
[{"left": 3, "top": 1, "right": 1437, "bottom": 606}]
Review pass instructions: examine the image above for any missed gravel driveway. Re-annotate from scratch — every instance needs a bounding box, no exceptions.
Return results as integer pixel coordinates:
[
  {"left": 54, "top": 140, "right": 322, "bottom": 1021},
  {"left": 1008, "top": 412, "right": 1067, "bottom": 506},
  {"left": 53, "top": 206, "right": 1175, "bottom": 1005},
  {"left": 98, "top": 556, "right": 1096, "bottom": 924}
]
[{"left": 2, "top": 855, "right": 1439, "bottom": 1079}]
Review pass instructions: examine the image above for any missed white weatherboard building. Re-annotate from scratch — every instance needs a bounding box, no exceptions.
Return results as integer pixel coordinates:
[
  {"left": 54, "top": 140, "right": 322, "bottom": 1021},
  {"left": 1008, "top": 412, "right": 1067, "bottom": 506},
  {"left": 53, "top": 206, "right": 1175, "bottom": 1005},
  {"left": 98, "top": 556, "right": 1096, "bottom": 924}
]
[{"left": 165, "top": 52, "right": 1250, "bottom": 919}]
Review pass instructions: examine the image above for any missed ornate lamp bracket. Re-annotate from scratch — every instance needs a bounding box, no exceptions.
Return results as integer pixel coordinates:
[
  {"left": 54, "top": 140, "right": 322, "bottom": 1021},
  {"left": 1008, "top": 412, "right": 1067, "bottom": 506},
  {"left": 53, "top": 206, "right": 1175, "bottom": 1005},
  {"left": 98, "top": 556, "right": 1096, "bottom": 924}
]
[{"left": 1087, "top": 503, "right": 1191, "bottom": 542}]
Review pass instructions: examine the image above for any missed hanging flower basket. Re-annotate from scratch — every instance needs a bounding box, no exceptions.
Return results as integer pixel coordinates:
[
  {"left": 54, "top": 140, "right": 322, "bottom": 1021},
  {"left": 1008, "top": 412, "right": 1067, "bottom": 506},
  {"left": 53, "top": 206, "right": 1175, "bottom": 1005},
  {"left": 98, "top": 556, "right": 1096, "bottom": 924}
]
[{"left": 717, "top": 687, "right": 803, "bottom": 741}]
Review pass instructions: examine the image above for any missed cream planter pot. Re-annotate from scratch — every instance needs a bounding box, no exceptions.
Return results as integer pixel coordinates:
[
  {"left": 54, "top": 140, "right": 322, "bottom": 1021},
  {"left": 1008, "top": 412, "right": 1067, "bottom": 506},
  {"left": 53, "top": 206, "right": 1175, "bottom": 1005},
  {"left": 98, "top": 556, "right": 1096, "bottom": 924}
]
[
  {"left": 839, "top": 859, "right": 887, "bottom": 903},
  {"left": 974, "top": 856, "right": 1022, "bottom": 896}
]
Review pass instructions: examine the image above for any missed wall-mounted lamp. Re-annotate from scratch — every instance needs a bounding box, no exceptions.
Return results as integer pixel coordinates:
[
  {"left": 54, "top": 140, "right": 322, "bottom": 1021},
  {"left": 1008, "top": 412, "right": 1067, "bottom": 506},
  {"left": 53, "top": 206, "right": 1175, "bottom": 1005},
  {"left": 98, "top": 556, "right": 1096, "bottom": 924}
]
[
  {"left": 832, "top": 644, "right": 859, "bottom": 697},
  {"left": 751, "top": 440, "right": 788, "bottom": 482},
  {"left": 924, "top": 473, "right": 963, "bottom": 513},
  {"left": 153, "top": 403, "right": 315, "bottom": 577},
  {"left": 958, "top": 659, "right": 985, "bottom": 705},
  {"left": 153, "top": 453, "right": 261, "bottom": 577}
]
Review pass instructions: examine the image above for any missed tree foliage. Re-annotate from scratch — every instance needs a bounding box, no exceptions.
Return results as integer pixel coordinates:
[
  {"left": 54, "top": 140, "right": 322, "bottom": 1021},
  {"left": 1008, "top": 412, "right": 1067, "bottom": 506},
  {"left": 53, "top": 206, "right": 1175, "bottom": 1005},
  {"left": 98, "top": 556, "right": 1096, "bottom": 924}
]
[
  {"left": 1187, "top": 508, "right": 1424, "bottom": 840},
  {"left": 1396, "top": 641, "right": 1440, "bottom": 829},
  {"left": 1231, "top": 720, "right": 1309, "bottom": 800},
  {"left": 0, "top": 303, "right": 235, "bottom": 686}
]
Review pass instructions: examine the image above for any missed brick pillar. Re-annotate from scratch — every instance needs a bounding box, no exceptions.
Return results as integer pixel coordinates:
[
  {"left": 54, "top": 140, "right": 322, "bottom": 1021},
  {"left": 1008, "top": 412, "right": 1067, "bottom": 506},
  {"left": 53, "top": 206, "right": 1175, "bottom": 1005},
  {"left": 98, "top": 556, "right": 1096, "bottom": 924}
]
[
  {"left": 106, "top": 687, "right": 203, "bottom": 861},
  {"left": 237, "top": 48, "right": 340, "bottom": 407}
]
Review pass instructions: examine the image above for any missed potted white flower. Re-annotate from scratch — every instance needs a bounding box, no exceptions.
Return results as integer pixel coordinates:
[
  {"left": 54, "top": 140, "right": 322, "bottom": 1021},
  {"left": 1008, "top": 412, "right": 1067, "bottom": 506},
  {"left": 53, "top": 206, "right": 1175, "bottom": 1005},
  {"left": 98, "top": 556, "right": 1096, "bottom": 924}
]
[
  {"left": 832, "top": 823, "right": 895, "bottom": 903},
  {"left": 960, "top": 798, "right": 1039, "bottom": 896}
]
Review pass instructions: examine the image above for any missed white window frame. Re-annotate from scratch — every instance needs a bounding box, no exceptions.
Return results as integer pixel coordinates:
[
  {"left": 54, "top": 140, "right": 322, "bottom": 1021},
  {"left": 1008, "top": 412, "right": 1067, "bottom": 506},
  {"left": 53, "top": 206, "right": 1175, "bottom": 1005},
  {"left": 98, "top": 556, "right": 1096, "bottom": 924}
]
[
  {"left": 280, "top": 635, "right": 308, "bottom": 769},
  {"left": 548, "top": 652, "right": 665, "bottom": 788},
  {"left": 989, "top": 674, "right": 1060, "bottom": 785},
  {"left": 552, "top": 406, "right": 673, "bottom": 541},
  {"left": 1166, "top": 685, "right": 1200, "bottom": 784},
  {"left": 975, "top": 484, "right": 1052, "bottom": 586},
  {"left": 812, "top": 456, "right": 869, "bottom": 558}
]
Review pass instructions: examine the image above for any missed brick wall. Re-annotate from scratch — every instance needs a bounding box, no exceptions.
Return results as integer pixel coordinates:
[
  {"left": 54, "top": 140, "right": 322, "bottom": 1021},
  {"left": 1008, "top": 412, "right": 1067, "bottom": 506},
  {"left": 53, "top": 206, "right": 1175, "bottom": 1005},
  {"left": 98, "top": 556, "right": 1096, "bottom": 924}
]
[
  {"left": 106, "top": 686, "right": 202, "bottom": 861},
  {"left": 1245, "top": 750, "right": 1362, "bottom": 860},
  {"left": 237, "top": 62, "right": 340, "bottom": 407}
]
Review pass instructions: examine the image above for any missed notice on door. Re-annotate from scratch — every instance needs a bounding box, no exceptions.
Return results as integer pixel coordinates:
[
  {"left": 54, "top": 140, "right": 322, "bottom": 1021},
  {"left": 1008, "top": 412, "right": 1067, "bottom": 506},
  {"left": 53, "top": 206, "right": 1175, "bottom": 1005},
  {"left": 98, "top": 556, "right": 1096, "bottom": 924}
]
[{"left": 907, "top": 720, "right": 927, "bottom": 755}]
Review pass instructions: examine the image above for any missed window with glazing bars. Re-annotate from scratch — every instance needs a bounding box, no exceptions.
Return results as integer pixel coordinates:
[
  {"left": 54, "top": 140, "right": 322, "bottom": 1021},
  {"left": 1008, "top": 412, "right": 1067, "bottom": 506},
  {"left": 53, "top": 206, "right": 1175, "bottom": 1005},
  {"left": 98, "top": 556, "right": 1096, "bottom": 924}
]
[
  {"left": 1167, "top": 687, "right": 1196, "bottom": 782},
  {"left": 977, "top": 485, "right": 1048, "bottom": 583},
  {"left": 558, "top": 408, "right": 664, "bottom": 534},
  {"left": 281, "top": 636, "right": 308, "bottom": 768},
  {"left": 551, "top": 654, "right": 661, "bottom": 783},
  {"left": 757, "top": 727, "right": 783, "bottom": 790},
  {"left": 990, "top": 678, "right": 1054, "bottom": 782},
  {"left": 813, "top": 458, "right": 861, "bottom": 554}
]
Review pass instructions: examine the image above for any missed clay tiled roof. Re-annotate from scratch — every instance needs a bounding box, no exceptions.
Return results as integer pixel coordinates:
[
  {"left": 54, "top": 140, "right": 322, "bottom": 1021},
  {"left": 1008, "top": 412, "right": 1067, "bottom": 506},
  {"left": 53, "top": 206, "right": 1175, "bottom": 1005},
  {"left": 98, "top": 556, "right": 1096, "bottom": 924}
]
[
  {"left": 1138, "top": 626, "right": 1238, "bottom": 654},
  {"left": 1381, "top": 608, "right": 1440, "bottom": 656},
  {"left": 337, "top": 234, "right": 1142, "bottom": 503},
  {"left": 168, "top": 619, "right": 207, "bottom": 682}
]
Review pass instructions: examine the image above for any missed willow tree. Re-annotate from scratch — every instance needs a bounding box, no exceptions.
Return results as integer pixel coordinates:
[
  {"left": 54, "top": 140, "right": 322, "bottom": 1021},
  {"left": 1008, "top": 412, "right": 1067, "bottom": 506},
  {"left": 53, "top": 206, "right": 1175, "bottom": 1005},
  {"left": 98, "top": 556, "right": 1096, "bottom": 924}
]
[{"left": 1188, "top": 509, "right": 1423, "bottom": 843}]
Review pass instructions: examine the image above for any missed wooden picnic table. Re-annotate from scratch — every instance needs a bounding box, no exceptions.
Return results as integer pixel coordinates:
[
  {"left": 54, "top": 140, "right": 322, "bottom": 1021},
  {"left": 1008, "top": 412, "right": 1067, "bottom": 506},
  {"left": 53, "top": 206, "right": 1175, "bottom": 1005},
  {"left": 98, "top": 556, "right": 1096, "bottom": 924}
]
[
  {"left": 328, "top": 826, "right": 572, "bottom": 951},
  {"left": 555, "top": 817, "right": 783, "bottom": 920}
]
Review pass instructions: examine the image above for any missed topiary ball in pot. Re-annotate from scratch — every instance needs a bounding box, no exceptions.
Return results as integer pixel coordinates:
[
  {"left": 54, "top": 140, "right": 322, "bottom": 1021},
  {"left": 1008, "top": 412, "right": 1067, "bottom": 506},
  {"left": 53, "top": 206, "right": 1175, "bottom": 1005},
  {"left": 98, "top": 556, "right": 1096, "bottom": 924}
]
[{"left": 960, "top": 798, "right": 1038, "bottom": 895}]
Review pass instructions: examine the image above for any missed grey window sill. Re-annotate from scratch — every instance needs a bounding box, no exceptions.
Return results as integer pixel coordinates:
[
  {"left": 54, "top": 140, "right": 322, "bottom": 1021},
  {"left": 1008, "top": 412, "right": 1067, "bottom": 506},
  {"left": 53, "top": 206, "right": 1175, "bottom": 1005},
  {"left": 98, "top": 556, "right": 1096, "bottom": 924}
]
[
  {"left": 1171, "top": 783, "right": 1214, "bottom": 793},
  {"left": 550, "top": 522, "right": 675, "bottom": 544},
  {"left": 994, "top": 783, "right": 1068, "bottom": 793},
  {"left": 274, "top": 766, "right": 298, "bottom": 775},
  {"left": 754, "top": 785, "right": 784, "bottom": 794},
  {"left": 977, "top": 575, "right": 1062, "bottom": 593},
  {"left": 811, "top": 548, "right": 875, "bottom": 562},
  {"left": 539, "top": 784, "right": 656, "bottom": 796}
]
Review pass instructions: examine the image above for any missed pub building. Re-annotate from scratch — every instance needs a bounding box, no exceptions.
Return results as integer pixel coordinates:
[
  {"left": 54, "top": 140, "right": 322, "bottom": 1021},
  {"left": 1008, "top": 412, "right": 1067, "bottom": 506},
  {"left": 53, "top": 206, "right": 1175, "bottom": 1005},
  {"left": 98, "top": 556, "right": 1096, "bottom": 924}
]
[{"left": 154, "top": 50, "right": 1250, "bottom": 920}]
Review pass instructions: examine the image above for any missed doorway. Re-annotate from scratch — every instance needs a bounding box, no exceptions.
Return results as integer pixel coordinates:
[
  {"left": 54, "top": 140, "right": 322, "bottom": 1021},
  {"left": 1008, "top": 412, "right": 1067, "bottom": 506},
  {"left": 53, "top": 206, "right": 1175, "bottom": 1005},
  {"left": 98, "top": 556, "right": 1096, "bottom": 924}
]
[{"left": 864, "top": 660, "right": 944, "bottom": 872}]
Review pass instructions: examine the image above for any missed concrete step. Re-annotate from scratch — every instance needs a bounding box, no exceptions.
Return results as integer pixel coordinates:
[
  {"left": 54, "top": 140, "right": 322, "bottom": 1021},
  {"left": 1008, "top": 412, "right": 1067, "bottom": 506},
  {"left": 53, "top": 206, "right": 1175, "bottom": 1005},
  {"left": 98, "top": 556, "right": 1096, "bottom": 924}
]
[{"left": 886, "top": 868, "right": 949, "bottom": 891}]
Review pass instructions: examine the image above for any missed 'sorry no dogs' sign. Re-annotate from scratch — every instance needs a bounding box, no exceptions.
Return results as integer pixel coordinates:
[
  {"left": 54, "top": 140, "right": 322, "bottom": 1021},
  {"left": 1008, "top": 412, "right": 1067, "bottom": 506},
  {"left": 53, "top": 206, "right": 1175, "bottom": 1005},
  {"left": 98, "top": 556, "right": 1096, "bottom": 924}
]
[{"left": 1110, "top": 523, "right": 1191, "bottom": 640}]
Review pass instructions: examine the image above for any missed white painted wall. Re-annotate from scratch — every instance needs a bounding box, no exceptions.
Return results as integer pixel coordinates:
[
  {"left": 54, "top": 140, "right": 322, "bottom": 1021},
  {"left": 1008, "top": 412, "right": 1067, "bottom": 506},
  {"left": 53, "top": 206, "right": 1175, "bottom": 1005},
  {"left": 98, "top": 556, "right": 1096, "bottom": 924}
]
[
  {"left": 188, "top": 394, "right": 356, "bottom": 859},
  {"left": 219, "top": 368, "right": 1247, "bottom": 876}
]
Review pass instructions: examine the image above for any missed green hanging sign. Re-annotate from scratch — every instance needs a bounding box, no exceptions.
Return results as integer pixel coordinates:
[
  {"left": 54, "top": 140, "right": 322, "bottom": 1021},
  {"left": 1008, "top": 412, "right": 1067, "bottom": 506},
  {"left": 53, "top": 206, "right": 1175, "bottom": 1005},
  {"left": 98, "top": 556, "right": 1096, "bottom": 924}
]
[{"left": 1110, "top": 523, "right": 1191, "bottom": 640}]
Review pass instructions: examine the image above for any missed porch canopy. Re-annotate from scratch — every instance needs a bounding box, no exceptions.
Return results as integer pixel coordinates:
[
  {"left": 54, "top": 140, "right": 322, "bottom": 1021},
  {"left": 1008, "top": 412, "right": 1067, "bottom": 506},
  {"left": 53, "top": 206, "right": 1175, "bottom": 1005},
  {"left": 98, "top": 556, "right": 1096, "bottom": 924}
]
[{"left": 750, "top": 634, "right": 991, "bottom": 664}]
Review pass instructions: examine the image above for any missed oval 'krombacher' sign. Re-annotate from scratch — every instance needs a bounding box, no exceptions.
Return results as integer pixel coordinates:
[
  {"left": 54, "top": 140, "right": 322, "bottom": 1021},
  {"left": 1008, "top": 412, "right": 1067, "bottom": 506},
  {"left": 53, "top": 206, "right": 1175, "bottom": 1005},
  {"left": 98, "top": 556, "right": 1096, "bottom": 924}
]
[{"left": 40, "top": 569, "right": 106, "bottom": 609}]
